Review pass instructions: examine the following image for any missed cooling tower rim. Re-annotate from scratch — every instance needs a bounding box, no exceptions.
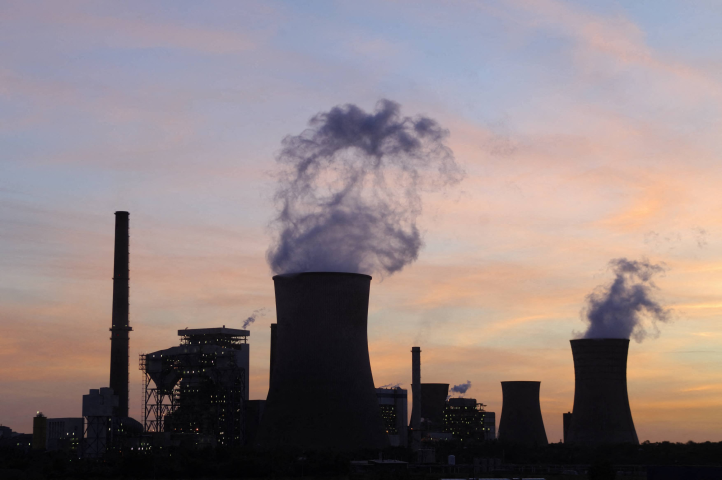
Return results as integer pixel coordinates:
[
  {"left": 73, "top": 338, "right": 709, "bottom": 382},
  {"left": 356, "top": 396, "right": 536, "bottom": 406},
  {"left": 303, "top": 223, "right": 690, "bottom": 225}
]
[
  {"left": 570, "top": 338, "right": 630, "bottom": 344},
  {"left": 501, "top": 380, "right": 541, "bottom": 385},
  {"left": 114, "top": 211, "right": 129, "bottom": 215},
  {"left": 273, "top": 271, "right": 372, "bottom": 280}
]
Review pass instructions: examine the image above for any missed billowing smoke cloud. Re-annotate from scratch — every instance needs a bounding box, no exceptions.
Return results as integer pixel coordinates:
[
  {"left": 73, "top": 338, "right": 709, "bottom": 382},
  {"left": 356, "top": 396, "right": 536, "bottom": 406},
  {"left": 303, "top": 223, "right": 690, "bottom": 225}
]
[
  {"left": 581, "top": 258, "right": 670, "bottom": 342},
  {"left": 242, "top": 308, "right": 266, "bottom": 329},
  {"left": 267, "top": 99, "right": 464, "bottom": 276},
  {"left": 450, "top": 380, "right": 472, "bottom": 396}
]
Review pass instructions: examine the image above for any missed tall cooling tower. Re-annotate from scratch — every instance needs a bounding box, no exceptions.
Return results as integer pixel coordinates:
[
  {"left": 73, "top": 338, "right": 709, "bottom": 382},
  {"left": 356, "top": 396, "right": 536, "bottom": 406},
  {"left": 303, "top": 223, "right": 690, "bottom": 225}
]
[
  {"left": 567, "top": 338, "right": 639, "bottom": 445},
  {"left": 255, "top": 272, "right": 388, "bottom": 451},
  {"left": 498, "top": 381, "right": 548, "bottom": 445}
]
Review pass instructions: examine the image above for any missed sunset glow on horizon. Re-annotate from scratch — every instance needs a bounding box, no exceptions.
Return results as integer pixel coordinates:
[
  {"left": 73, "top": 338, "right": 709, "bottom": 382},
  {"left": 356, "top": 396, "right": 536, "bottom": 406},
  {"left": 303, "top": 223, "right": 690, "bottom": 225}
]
[{"left": 2, "top": 0, "right": 722, "bottom": 443}]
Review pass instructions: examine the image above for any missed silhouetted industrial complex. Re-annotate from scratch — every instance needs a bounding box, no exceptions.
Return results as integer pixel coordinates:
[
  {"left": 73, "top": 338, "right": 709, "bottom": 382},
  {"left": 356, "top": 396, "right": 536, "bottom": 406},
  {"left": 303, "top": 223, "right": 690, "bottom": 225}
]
[{"left": 6, "top": 211, "right": 665, "bottom": 468}]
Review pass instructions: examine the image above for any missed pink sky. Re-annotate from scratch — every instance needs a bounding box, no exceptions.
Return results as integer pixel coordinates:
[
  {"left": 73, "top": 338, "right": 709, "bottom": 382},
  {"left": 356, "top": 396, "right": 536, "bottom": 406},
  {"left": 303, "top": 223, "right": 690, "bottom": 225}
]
[{"left": 1, "top": 0, "right": 722, "bottom": 442}]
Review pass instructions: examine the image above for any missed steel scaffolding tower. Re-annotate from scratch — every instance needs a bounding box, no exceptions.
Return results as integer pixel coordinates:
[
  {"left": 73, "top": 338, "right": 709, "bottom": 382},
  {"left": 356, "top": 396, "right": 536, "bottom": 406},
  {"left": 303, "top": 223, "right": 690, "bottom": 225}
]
[{"left": 139, "top": 354, "right": 177, "bottom": 433}]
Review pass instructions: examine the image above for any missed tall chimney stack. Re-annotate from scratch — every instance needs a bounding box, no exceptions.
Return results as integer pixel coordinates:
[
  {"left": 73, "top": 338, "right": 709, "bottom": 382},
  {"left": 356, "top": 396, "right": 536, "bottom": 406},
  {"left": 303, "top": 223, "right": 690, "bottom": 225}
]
[
  {"left": 411, "top": 346, "right": 421, "bottom": 448},
  {"left": 109, "top": 211, "right": 131, "bottom": 418}
]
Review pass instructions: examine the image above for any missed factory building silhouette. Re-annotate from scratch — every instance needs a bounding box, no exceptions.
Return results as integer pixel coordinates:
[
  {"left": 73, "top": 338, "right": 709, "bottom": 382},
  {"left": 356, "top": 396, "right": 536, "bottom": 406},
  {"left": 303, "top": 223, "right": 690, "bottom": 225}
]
[
  {"left": 140, "top": 327, "right": 249, "bottom": 447},
  {"left": 376, "top": 387, "right": 408, "bottom": 447},
  {"left": 14, "top": 210, "right": 660, "bottom": 462},
  {"left": 444, "top": 398, "right": 495, "bottom": 441}
]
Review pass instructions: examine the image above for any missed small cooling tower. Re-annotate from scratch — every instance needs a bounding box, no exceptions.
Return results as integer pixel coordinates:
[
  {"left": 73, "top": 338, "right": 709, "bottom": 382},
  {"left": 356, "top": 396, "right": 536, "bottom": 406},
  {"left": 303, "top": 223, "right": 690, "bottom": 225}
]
[
  {"left": 498, "top": 381, "right": 548, "bottom": 445},
  {"left": 566, "top": 338, "right": 639, "bottom": 445},
  {"left": 410, "top": 384, "right": 449, "bottom": 434},
  {"left": 255, "top": 272, "right": 388, "bottom": 450}
]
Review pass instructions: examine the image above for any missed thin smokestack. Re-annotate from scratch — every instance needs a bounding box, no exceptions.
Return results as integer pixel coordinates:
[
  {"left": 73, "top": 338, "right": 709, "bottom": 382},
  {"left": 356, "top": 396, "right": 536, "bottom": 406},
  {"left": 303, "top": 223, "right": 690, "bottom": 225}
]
[
  {"left": 411, "top": 346, "right": 421, "bottom": 448},
  {"left": 109, "top": 211, "right": 131, "bottom": 418}
]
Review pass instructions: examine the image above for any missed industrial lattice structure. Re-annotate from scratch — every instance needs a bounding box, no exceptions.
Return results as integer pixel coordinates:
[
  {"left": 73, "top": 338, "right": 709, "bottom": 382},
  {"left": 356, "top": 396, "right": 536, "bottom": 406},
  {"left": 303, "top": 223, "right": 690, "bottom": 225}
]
[
  {"left": 139, "top": 327, "right": 249, "bottom": 447},
  {"left": 139, "top": 354, "right": 177, "bottom": 434}
]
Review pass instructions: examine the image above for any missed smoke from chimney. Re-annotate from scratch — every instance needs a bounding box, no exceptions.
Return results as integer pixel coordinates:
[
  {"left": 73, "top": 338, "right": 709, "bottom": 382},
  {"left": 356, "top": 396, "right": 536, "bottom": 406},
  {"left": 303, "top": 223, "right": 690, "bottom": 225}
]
[
  {"left": 450, "top": 380, "right": 471, "bottom": 396},
  {"left": 242, "top": 308, "right": 266, "bottom": 329},
  {"left": 379, "top": 383, "right": 402, "bottom": 389},
  {"left": 580, "top": 258, "right": 670, "bottom": 342},
  {"left": 267, "top": 99, "right": 464, "bottom": 276}
]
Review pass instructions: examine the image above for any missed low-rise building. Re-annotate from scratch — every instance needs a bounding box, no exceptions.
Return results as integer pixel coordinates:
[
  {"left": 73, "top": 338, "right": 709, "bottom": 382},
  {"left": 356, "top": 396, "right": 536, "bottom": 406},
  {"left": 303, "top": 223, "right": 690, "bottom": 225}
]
[
  {"left": 376, "top": 387, "right": 408, "bottom": 447},
  {"left": 444, "top": 398, "right": 495, "bottom": 441},
  {"left": 47, "top": 418, "right": 84, "bottom": 453}
]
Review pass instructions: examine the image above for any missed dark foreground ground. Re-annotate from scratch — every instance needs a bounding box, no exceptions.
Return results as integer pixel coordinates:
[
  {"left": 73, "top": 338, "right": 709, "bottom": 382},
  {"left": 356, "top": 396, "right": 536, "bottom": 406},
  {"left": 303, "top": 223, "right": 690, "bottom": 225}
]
[{"left": 0, "top": 440, "right": 720, "bottom": 479}]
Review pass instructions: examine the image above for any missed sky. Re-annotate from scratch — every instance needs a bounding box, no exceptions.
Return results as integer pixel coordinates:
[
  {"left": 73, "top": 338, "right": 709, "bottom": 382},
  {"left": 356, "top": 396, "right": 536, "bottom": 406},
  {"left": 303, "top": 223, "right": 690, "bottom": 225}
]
[{"left": 2, "top": 0, "right": 722, "bottom": 442}]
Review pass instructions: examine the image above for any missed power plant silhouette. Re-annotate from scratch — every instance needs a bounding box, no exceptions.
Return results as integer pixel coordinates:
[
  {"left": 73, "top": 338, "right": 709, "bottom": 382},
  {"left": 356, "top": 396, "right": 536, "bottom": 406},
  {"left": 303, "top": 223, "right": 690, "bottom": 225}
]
[{"left": 21, "top": 211, "right": 653, "bottom": 458}]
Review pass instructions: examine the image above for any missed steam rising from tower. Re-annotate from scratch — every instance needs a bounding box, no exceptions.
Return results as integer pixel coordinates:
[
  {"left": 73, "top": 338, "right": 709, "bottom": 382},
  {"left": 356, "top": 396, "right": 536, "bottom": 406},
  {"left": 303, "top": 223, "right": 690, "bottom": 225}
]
[
  {"left": 582, "top": 258, "right": 670, "bottom": 342},
  {"left": 266, "top": 100, "right": 464, "bottom": 276},
  {"left": 109, "top": 211, "right": 131, "bottom": 418}
]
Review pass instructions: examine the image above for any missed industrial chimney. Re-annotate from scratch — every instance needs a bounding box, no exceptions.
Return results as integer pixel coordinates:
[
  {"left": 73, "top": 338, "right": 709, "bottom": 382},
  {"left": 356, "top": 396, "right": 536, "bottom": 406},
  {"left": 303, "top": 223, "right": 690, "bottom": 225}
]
[
  {"left": 498, "top": 381, "right": 548, "bottom": 446},
  {"left": 108, "top": 211, "right": 131, "bottom": 418},
  {"left": 411, "top": 346, "right": 421, "bottom": 448},
  {"left": 566, "top": 338, "right": 639, "bottom": 445},
  {"left": 255, "top": 272, "right": 388, "bottom": 450}
]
